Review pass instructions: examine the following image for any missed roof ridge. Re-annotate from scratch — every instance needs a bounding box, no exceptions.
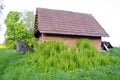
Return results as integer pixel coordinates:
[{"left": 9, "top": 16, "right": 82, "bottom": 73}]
[{"left": 37, "top": 7, "right": 92, "bottom": 16}]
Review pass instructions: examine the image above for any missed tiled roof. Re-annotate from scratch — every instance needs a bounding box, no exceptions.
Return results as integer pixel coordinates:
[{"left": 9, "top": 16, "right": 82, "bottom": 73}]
[{"left": 35, "top": 8, "right": 109, "bottom": 37}]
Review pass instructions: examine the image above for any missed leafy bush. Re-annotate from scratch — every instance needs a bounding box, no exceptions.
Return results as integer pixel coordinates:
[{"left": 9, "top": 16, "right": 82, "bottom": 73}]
[{"left": 5, "top": 11, "right": 34, "bottom": 49}]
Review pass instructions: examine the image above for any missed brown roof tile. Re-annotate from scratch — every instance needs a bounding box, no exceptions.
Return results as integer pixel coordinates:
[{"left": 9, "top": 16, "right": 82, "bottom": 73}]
[{"left": 35, "top": 8, "right": 109, "bottom": 37}]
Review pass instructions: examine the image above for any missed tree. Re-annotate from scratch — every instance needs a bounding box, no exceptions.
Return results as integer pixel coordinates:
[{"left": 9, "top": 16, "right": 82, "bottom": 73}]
[
  {"left": 21, "top": 11, "right": 35, "bottom": 42},
  {"left": 5, "top": 11, "right": 33, "bottom": 49},
  {"left": 21, "top": 10, "right": 35, "bottom": 31}
]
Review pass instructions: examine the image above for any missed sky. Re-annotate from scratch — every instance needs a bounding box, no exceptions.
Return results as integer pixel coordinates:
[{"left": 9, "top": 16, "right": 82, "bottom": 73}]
[{"left": 0, "top": 0, "right": 120, "bottom": 46}]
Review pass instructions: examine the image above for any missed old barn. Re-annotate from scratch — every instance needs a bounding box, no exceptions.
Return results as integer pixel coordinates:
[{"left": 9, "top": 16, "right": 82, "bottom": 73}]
[{"left": 34, "top": 8, "right": 109, "bottom": 50}]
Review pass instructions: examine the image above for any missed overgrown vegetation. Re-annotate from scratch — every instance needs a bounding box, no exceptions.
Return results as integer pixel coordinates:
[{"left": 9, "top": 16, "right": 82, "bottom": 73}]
[
  {"left": 0, "top": 39, "right": 120, "bottom": 80},
  {"left": 4, "top": 11, "right": 34, "bottom": 49},
  {"left": 31, "top": 39, "right": 118, "bottom": 72}
]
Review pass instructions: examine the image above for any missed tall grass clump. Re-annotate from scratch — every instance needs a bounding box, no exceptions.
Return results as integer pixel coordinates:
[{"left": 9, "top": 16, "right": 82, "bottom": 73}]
[
  {"left": 76, "top": 39, "right": 118, "bottom": 69},
  {"left": 24, "top": 39, "right": 118, "bottom": 72},
  {"left": 77, "top": 39, "right": 98, "bottom": 58}
]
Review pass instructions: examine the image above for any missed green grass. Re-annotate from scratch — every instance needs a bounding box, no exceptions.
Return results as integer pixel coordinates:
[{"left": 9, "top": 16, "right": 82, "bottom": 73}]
[{"left": 0, "top": 39, "right": 120, "bottom": 80}]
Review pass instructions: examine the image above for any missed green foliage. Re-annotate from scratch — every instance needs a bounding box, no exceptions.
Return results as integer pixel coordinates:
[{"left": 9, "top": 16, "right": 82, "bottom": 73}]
[
  {"left": 4, "top": 11, "right": 34, "bottom": 49},
  {"left": 5, "top": 11, "right": 21, "bottom": 23},
  {"left": 0, "top": 40, "right": 120, "bottom": 80},
  {"left": 21, "top": 10, "right": 35, "bottom": 31},
  {"left": 21, "top": 11, "right": 35, "bottom": 45}
]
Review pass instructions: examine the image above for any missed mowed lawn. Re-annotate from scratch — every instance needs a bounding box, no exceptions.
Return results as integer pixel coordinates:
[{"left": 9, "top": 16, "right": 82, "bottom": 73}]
[{"left": 0, "top": 47, "right": 120, "bottom": 80}]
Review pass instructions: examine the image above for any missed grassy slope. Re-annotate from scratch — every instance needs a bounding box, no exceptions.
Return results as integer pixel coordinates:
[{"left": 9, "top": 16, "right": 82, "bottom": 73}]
[
  {"left": 0, "top": 50, "right": 16, "bottom": 78},
  {"left": 0, "top": 43, "right": 120, "bottom": 80}
]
